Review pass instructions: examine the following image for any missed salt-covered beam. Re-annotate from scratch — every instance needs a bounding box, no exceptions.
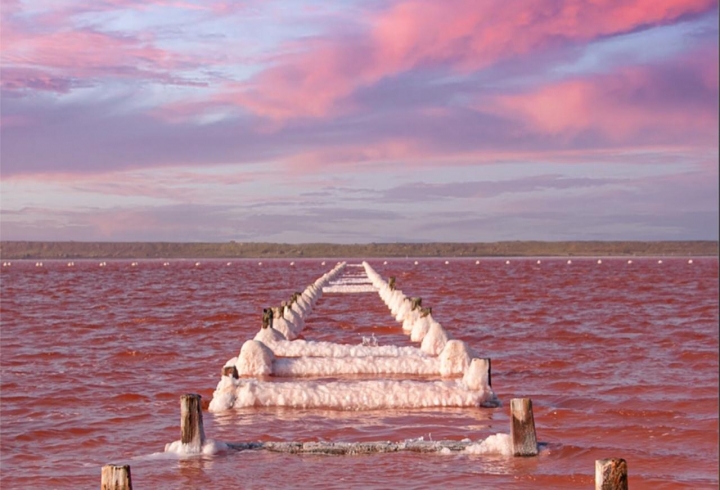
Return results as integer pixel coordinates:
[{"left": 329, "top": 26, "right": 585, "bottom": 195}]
[
  {"left": 237, "top": 339, "right": 478, "bottom": 378},
  {"left": 225, "top": 439, "right": 476, "bottom": 455},
  {"left": 208, "top": 376, "right": 498, "bottom": 412},
  {"left": 252, "top": 336, "right": 432, "bottom": 359}
]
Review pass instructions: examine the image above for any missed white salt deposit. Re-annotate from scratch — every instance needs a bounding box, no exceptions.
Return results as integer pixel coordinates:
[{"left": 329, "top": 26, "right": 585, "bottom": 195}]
[
  {"left": 439, "top": 340, "right": 473, "bottom": 377},
  {"left": 164, "top": 439, "right": 229, "bottom": 456},
  {"left": 410, "top": 316, "right": 434, "bottom": 342},
  {"left": 464, "top": 433, "right": 512, "bottom": 456},
  {"left": 263, "top": 338, "right": 431, "bottom": 358},
  {"left": 235, "top": 340, "right": 275, "bottom": 377},
  {"left": 209, "top": 377, "right": 497, "bottom": 412},
  {"left": 463, "top": 358, "right": 490, "bottom": 391},
  {"left": 322, "top": 285, "right": 377, "bottom": 293},
  {"left": 272, "top": 315, "right": 297, "bottom": 340},
  {"left": 421, "top": 322, "right": 450, "bottom": 355},
  {"left": 272, "top": 355, "right": 442, "bottom": 377},
  {"left": 254, "top": 326, "right": 287, "bottom": 343}
]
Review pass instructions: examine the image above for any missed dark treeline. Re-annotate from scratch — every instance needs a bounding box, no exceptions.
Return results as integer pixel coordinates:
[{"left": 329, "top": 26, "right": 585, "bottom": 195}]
[{"left": 0, "top": 240, "right": 717, "bottom": 259}]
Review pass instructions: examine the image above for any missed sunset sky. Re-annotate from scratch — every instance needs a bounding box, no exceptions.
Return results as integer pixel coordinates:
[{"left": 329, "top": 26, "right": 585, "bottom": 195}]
[{"left": 1, "top": 0, "right": 718, "bottom": 243}]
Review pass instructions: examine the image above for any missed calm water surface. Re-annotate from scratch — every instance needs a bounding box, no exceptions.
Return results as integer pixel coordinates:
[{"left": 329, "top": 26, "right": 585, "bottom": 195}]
[{"left": 1, "top": 257, "right": 717, "bottom": 489}]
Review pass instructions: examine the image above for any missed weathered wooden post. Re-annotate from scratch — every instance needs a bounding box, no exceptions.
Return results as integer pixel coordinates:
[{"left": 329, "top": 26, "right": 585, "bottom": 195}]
[
  {"left": 410, "top": 297, "right": 422, "bottom": 310},
  {"left": 181, "top": 393, "right": 206, "bottom": 450},
  {"left": 595, "top": 458, "right": 628, "bottom": 490},
  {"left": 482, "top": 358, "right": 491, "bottom": 387},
  {"left": 222, "top": 365, "right": 239, "bottom": 378},
  {"left": 262, "top": 308, "right": 272, "bottom": 329},
  {"left": 388, "top": 276, "right": 396, "bottom": 290},
  {"left": 510, "top": 398, "right": 538, "bottom": 456},
  {"left": 101, "top": 464, "right": 132, "bottom": 490}
]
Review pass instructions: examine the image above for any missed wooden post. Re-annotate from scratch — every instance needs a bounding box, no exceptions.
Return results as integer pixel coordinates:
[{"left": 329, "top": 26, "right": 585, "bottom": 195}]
[
  {"left": 101, "top": 464, "right": 132, "bottom": 490},
  {"left": 222, "top": 365, "right": 239, "bottom": 378},
  {"left": 262, "top": 308, "right": 272, "bottom": 329},
  {"left": 595, "top": 458, "right": 628, "bottom": 490},
  {"left": 410, "top": 297, "right": 422, "bottom": 310},
  {"left": 510, "top": 398, "right": 538, "bottom": 456},
  {"left": 181, "top": 394, "right": 206, "bottom": 449},
  {"left": 482, "top": 358, "right": 491, "bottom": 387},
  {"left": 388, "top": 276, "right": 396, "bottom": 290}
]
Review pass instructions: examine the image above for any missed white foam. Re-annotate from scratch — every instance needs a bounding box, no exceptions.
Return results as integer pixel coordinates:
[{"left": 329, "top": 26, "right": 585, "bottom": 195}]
[
  {"left": 464, "top": 433, "right": 512, "bottom": 456},
  {"left": 164, "top": 439, "right": 229, "bottom": 456},
  {"left": 209, "top": 377, "right": 497, "bottom": 412}
]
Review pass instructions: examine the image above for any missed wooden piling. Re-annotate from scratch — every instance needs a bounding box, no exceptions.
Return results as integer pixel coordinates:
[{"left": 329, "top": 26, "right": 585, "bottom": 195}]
[
  {"left": 388, "top": 276, "right": 396, "bottom": 290},
  {"left": 410, "top": 297, "right": 422, "bottom": 310},
  {"left": 510, "top": 398, "right": 538, "bottom": 456},
  {"left": 595, "top": 458, "right": 628, "bottom": 490},
  {"left": 262, "top": 308, "right": 272, "bottom": 329},
  {"left": 101, "top": 464, "right": 132, "bottom": 490},
  {"left": 181, "top": 394, "right": 206, "bottom": 449},
  {"left": 482, "top": 358, "right": 491, "bottom": 387},
  {"left": 222, "top": 365, "right": 239, "bottom": 378}
]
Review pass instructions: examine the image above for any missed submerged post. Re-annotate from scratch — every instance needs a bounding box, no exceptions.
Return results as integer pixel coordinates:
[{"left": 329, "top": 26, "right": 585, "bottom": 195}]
[
  {"left": 181, "top": 393, "right": 206, "bottom": 449},
  {"left": 595, "top": 458, "right": 628, "bottom": 490},
  {"left": 101, "top": 464, "right": 132, "bottom": 490},
  {"left": 510, "top": 398, "right": 538, "bottom": 456}
]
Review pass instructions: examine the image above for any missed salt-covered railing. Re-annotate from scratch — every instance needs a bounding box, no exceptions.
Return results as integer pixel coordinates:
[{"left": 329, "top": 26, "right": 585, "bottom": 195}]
[
  {"left": 209, "top": 262, "right": 497, "bottom": 409},
  {"left": 166, "top": 394, "right": 539, "bottom": 458},
  {"left": 363, "top": 261, "right": 452, "bottom": 356}
]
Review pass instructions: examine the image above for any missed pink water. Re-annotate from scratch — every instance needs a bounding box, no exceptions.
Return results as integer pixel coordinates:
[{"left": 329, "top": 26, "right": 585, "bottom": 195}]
[{"left": 1, "top": 257, "right": 717, "bottom": 489}]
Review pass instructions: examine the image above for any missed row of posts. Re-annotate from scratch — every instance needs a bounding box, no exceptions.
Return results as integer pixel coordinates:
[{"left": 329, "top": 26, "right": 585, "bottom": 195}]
[{"left": 101, "top": 394, "right": 628, "bottom": 489}]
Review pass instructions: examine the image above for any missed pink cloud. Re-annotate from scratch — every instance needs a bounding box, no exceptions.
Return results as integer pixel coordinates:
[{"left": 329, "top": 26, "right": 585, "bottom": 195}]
[
  {"left": 220, "top": 0, "right": 716, "bottom": 120},
  {"left": 485, "top": 47, "right": 718, "bottom": 142}
]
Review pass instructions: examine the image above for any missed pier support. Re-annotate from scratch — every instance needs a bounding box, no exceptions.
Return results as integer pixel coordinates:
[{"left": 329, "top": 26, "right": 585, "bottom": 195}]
[
  {"left": 181, "top": 394, "right": 206, "bottom": 449},
  {"left": 595, "top": 458, "right": 628, "bottom": 490},
  {"left": 101, "top": 464, "right": 132, "bottom": 490},
  {"left": 510, "top": 398, "right": 538, "bottom": 456}
]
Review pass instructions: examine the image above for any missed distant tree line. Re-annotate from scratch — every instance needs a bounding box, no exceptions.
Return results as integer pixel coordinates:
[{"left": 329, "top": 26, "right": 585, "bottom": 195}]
[{"left": 0, "top": 240, "right": 717, "bottom": 259}]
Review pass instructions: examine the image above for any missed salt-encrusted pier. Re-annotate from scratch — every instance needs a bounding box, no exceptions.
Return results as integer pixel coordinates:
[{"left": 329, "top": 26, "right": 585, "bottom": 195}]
[{"left": 207, "top": 261, "right": 499, "bottom": 412}]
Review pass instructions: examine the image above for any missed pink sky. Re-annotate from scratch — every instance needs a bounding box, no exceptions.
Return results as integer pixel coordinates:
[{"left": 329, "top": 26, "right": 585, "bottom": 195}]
[{"left": 1, "top": 0, "right": 718, "bottom": 242}]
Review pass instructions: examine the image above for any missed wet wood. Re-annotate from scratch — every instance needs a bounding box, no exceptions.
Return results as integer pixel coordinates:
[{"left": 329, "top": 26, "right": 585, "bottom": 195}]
[
  {"left": 510, "top": 398, "right": 538, "bottom": 456},
  {"left": 101, "top": 464, "right": 132, "bottom": 490},
  {"left": 261, "top": 308, "right": 272, "bottom": 328},
  {"left": 222, "top": 365, "right": 239, "bottom": 378},
  {"left": 181, "top": 394, "right": 206, "bottom": 448},
  {"left": 482, "top": 358, "right": 492, "bottom": 387},
  {"left": 595, "top": 458, "right": 628, "bottom": 490}
]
